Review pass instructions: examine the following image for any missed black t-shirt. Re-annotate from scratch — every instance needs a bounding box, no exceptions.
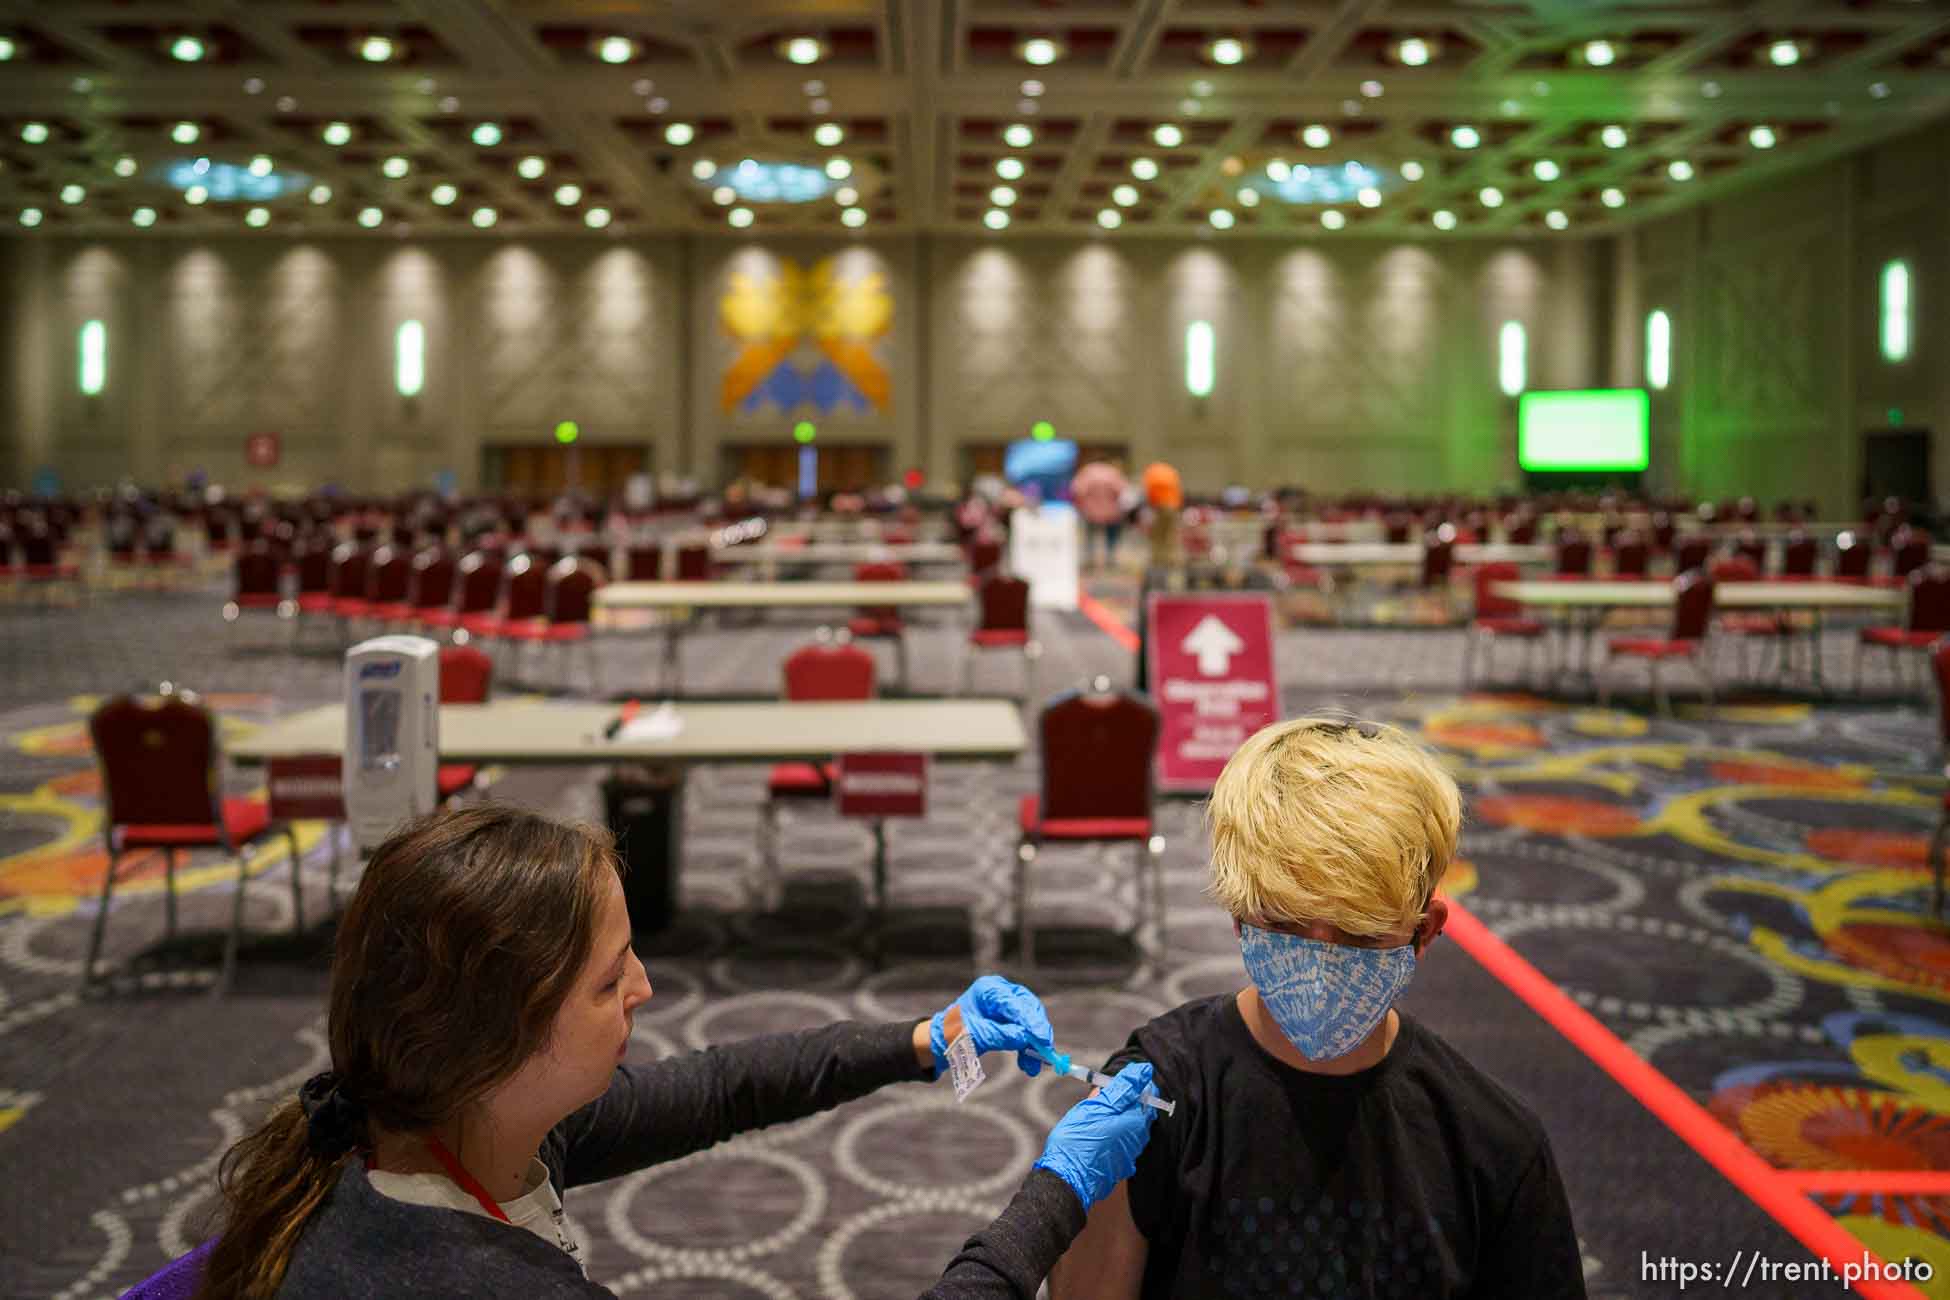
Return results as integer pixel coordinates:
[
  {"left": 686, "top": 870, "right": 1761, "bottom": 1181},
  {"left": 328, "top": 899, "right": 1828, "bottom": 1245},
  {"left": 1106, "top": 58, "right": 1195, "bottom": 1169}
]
[{"left": 1104, "top": 994, "right": 1586, "bottom": 1300}]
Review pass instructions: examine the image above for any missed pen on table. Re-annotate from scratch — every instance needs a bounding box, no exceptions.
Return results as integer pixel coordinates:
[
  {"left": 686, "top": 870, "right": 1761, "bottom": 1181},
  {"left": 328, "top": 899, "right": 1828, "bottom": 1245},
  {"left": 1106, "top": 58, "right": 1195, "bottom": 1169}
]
[{"left": 604, "top": 700, "right": 640, "bottom": 740}]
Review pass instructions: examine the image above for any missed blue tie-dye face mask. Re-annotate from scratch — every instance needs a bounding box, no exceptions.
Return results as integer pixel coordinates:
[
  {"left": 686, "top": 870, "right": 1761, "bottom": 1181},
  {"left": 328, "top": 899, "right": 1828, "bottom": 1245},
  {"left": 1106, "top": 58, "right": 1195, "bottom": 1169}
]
[{"left": 1239, "top": 922, "right": 1419, "bottom": 1061}]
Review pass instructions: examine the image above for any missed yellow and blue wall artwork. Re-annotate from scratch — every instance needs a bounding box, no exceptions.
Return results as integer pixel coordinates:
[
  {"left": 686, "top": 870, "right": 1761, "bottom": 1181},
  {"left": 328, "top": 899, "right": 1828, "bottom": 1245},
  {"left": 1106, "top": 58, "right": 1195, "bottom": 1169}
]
[{"left": 720, "top": 255, "right": 892, "bottom": 417}]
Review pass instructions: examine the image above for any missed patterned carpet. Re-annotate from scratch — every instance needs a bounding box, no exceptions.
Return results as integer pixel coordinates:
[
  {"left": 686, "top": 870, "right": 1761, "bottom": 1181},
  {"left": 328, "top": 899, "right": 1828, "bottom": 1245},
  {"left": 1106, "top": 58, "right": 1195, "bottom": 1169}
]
[{"left": 4, "top": 573, "right": 1950, "bottom": 1297}]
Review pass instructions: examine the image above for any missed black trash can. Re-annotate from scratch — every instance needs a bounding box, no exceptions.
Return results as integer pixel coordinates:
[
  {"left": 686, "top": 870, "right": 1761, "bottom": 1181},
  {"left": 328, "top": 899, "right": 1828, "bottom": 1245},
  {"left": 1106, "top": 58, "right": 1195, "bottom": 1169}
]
[{"left": 602, "top": 764, "right": 684, "bottom": 934}]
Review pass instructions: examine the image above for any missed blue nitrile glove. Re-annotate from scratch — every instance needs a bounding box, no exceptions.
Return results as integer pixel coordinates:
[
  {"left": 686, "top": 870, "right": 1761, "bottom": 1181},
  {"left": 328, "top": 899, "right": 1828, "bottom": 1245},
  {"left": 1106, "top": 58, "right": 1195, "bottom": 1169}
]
[
  {"left": 1032, "top": 1061, "right": 1159, "bottom": 1211},
  {"left": 928, "top": 975, "right": 1055, "bottom": 1079}
]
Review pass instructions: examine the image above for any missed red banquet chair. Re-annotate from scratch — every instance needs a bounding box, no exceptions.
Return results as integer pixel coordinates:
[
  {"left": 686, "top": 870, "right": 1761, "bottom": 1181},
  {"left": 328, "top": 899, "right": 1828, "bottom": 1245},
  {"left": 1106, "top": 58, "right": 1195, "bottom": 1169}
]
[
  {"left": 1834, "top": 530, "right": 1874, "bottom": 584},
  {"left": 756, "top": 636, "right": 879, "bottom": 904},
  {"left": 328, "top": 541, "right": 373, "bottom": 641},
  {"left": 1708, "top": 556, "right": 1787, "bottom": 680},
  {"left": 1672, "top": 535, "right": 1713, "bottom": 577},
  {"left": 1856, "top": 564, "right": 1950, "bottom": 694},
  {"left": 1553, "top": 531, "right": 1593, "bottom": 580},
  {"left": 1597, "top": 570, "right": 1717, "bottom": 716},
  {"left": 221, "top": 541, "right": 287, "bottom": 627},
  {"left": 849, "top": 560, "right": 911, "bottom": 690},
  {"left": 435, "top": 644, "right": 493, "bottom": 802},
  {"left": 86, "top": 691, "right": 286, "bottom": 991},
  {"left": 363, "top": 543, "right": 414, "bottom": 626},
  {"left": 1887, "top": 527, "right": 1934, "bottom": 589},
  {"left": 407, "top": 545, "right": 458, "bottom": 632},
  {"left": 1462, "top": 562, "right": 1548, "bottom": 690},
  {"left": 449, "top": 548, "right": 506, "bottom": 644},
  {"left": 1610, "top": 531, "right": 1651, "bottom": 580},
  {"left": 496, "top": 557, "right": 603, "bottom": 694},
  {"left": 963, "top": 573, "right": 1040, "bottom": 699},
  {"left": 1016, "top": 683, "right": 1164, "bottom": 968}
]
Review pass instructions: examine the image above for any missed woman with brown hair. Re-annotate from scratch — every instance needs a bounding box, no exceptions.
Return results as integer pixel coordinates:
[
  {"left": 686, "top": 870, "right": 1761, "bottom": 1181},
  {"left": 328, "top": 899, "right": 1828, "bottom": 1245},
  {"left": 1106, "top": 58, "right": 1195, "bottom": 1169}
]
[{"left": 183, "top": 803, "right": 1158, "bottom": 1299}]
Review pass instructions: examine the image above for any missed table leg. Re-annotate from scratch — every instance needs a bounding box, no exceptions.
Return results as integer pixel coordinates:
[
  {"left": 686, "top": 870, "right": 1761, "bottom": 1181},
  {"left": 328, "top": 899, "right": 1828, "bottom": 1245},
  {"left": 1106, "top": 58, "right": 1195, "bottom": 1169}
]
[{"left": 1809, "top": 610, "right": 1825, "bottom": 695}]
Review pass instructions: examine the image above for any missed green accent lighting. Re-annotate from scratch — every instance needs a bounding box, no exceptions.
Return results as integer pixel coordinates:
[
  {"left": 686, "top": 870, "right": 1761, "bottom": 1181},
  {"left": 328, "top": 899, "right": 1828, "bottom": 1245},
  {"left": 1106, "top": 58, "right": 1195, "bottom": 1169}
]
[
  {"left": 1518, "top": 389, "right": 1650, "bottom": 473},
  {"left": 1030, "top": 420, "right": 1056, "bottom": 441},
  {"left": 555, "top": 420, "right": 580, "bottom": 444},
  {"left": 793, "top": 420, "right": 817, "bottom": 444}
]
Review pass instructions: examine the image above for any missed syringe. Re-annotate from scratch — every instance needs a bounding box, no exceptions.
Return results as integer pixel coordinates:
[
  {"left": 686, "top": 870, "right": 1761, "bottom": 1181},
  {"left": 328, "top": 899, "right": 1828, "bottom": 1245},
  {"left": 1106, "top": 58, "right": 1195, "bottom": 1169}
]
[{"left": 1033, "top": 1046, "right": 1177, "bottom": 1116}]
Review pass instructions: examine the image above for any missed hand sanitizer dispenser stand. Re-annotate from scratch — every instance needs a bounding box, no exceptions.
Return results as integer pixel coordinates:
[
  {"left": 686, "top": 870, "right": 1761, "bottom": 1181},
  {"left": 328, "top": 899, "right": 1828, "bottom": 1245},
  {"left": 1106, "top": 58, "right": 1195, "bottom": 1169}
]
[{"left": 343, "top": 636, "right": 441, "bottom": 853}]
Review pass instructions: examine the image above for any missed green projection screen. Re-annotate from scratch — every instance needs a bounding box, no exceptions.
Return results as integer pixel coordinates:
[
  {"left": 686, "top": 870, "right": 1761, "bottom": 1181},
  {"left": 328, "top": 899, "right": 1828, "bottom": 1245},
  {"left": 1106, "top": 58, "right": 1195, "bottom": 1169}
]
[{"left": 1518, "top": 389, "right": 1650, "bottom": 472}]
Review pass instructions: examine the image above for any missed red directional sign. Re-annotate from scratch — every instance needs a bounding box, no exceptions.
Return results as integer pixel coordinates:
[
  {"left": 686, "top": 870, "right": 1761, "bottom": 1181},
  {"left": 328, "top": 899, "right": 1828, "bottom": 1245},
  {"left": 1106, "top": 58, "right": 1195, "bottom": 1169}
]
[
  {"left": 1146, "top": 593, "right": 1281, "bottom": 793},
  {"left": 835, "top": 752, "right": 929, "bottom": 818},
  {"left": 245, "top": 432, "right": 281, "bottom": 468}
]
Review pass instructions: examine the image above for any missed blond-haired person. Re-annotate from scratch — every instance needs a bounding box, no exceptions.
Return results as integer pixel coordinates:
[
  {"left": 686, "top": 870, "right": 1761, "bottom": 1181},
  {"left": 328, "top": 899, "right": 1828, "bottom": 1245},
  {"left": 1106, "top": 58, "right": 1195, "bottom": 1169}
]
[{"left": 1051, "top": 717, "right": 1586, "bottom": 1299}]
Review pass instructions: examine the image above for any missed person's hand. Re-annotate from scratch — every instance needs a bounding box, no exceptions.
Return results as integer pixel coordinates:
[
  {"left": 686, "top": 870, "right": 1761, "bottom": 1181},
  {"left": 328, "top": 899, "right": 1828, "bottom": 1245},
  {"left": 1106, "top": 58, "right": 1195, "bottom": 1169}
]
[
  {"left": 1032, "top": 1062, "right": 1159, "bottom": 1211},
  {"left": 928, "top": 975, "right": 1054, "bottom": 1079}
]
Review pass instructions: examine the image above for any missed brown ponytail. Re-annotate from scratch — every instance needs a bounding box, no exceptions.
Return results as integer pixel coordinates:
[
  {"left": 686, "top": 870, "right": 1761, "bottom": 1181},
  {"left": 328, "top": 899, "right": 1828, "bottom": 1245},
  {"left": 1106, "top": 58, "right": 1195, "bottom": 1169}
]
[{"left": 193, "top": 804, "right": 619, "bottom": 1298}]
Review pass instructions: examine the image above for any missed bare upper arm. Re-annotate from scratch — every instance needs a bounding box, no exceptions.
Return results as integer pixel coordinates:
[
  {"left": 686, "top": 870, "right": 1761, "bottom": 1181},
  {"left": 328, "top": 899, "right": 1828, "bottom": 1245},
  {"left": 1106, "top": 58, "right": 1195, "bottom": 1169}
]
[{"left": 1048, "top": 1180, "right": 1147, "bottom": 1300}]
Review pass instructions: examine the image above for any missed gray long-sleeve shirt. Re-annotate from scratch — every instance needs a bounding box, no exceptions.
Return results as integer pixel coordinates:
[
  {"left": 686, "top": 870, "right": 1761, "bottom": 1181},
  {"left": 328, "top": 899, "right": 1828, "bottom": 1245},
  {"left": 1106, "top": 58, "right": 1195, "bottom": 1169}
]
[{"left": 277, "top": 1018, "right": 1085, "bottom": 1298}]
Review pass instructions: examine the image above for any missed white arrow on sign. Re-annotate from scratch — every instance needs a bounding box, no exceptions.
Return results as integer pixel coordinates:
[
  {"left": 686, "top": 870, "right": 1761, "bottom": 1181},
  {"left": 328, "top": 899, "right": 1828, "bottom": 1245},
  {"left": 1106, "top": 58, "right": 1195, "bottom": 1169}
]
[{"left": 1181, "top": 614, "right": 1246, "bottom": 676}]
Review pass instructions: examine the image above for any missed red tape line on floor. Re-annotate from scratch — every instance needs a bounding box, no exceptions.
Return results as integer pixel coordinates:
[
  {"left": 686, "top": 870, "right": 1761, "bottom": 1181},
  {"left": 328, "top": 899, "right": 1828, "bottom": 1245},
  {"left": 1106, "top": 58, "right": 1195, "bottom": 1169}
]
[{"left": 1076, "top": 592, "right": 1139, "bottom": 653}]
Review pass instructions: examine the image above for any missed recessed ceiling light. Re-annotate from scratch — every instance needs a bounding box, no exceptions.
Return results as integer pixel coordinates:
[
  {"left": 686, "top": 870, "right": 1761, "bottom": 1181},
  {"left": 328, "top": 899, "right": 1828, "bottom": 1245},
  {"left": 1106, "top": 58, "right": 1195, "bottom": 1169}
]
[
  {"left": 996, "top": 157, "right": 1025, "bottom": 181},
  {"left": 1450, "top": 125, "right": 1480, "bottom": 149},
  {"left": 1180, "top": 97, "right": 1204, "bottom": 117},
  {"left": 1400, "top": 160, "right": 1424, "bottom": 181},
  {"left": 358, "top": 34, "right": 396, "bottom": 63},
  {"left": 595, "top": 35, "right": 638, "bottom": 65},
  {"left": 779, "top": 35, "right": 828, "bottom": 66},
  {"left": 169, "top": 34, "right": 207, "bottom": 63},
  {"left": 1301, "top": 124, "right": 1332, "bottom": 149},
  {"left": 1601, "top": 187, "right": 1626, "bottom": 208},
  {"left": 1002, "top": 124, "right": 1036, "bottom": 149},
  {"left": 113, "top": 156, "right": 139, "bottom": 178},
  {"left": 691, "top": 159, "right": 716, "bottom": 180},
  {"left": 1237, "top": 188, "right": 1260, "bottom": 207},
  {"left": 1479, "top": 186, "right": 1504, "bottom": 208},
  {"left": 1320, "top": 210, "right": 1346, "bottom": 230},
  {"left": 1395, "top": 36, "right": 1434, "bottom": 67},
  {"left": 1357, "top": 187, "right": 1382, "bottom": 208},
  {"left": 813, "top": 122, "right": 845, "bottom": 147},
  {"left": 248, "top": 154, "right": 274, "bottom": 177},
  {"left": 382, "top": 156, "right": 410, "bottom": 179},
  {"left": 664, "top": 122, "right": 694, "bottom": 146},
  {"left": 278, "top": 95, "right": 299, "bottom": 113},
  {"left": 518, "top": 155, "right": 547, "bottom": 180},
  {"left": 1209, "top": 209, "right": 1234, "bottom": 229},
  {"left": 825, "top": 157, "right": 852, "bottom": 180},
  {"left": 1748, "top": 124, "right": 1778, "bottom": 149},
  {"left": 1667, "top": 159, "right": 1695, "bottom": 181},
  {"left": 1702, "top": 80, "right": 1723, "bottom": 99},
  {"left": 585, "top": 207, "right": 611, "bottom": 229},
  {"left": 647, "top": 96, "right": 668, "bottom": 112},
  {"left": 132, "top": 207, "right": 157, "bottom": 228},
  {"left": 59, "top": 184, "right": 84, "bottom": 205},
  {"left": 1206, "top": 36, "right": 1250, "bottom": 66},
  {"left": 245, "top": 207, "right": 270, "bottom": 228},
  {"left": 471, "top": 122, "right": 503, "bottom": 148},
  {"left": 554, "top": 183, "right": 582, "bottom": 206},
  {"left": 841, "top": 206, "right": 867, "bottom": 228},
  {"left": 712, "top": 186, "right": 736, "bottom": 205},
  {"left": 1532, "top": 159, "right": 1560, "bottom": 182},
  {"left": 1545, "top": 209, "right": 1569, "bottom": 230},
  {"left": 358, "top": 206, "right": 383, "bottom": 228},
  {"left": 1021, "top": 80, "right": 1045, "bottom": 97},
  {"left": 1111, "top": 184, "right": 1138, "bottom": 207},
  {"left": 171, "top": 121, "right": 201, "bottom": 145},
  {"left": 185, "top": 185, "right": 209, "bottom": 205},
  {"left": 19, "top": 207, "right": 43, "bottom": 227},
  {"left": 0, "top": 36, "right": 18, "bottom": 61},
  {"left": 728, "top": 206, "right": 754, "bottom": 228},
  {"left": 1600, "top": 124, "right": 1629, "bottom": 149},
  {"left": 1869, "top": 81, "right": 1891, "bottom": 99},
  {"left": 990, "top": 185, "right": 1017, "bottom": 207},
  {"left": 1767, "top": 38, "right": 1802, "bottom": 68},
  {"left": 1266, "top": 159, "right": 1291, "bottom": 182},
  {"left": 1153, "top": 123, "right": 1184, "bottom": 148},
  {"left": 20, "top": 121, "right": 48, "bottom": 144},
  {"left": 1583, "top": 39, "right": 1616, "bottom": 67},
  {"left": 430, "top": 183, "right": 458, "bottom": 206},
  {"left": 471, "top": 207, "right": 497, "bottom": 228},
  {"left": 984, "top": 209, "right": 1009, "bottom": 230},
  {"left": 1098, "top": 210, "right": 1122, "bottom": 229},
  {"left": 1018, "top": 35, "right": 1063, "bottom": 66},
  {"left": 1361, "top": 80, "right": 1384, "bottom": 98},
  {"left": 322, "top": 121, "right": 353, "bottom": 147},
  {"left": 1131, "top": 157, "right": 1159, "bottom": 181},
  {"left": 1432, "top": 209, "right": 1458, "bottom": 230},
  {"left": 834, "top": 186, "right": 858, "bottom": 205},
  {"left": 309, "top": 184, "right": 332, "bottom": 204}
]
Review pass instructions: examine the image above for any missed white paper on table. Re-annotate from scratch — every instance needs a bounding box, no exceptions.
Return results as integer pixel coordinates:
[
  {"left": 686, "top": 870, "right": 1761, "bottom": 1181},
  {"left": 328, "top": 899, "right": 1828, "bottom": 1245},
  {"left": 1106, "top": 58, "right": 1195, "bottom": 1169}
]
[{"left": 617, "top": 703, "right": 684, "bottom": 741}]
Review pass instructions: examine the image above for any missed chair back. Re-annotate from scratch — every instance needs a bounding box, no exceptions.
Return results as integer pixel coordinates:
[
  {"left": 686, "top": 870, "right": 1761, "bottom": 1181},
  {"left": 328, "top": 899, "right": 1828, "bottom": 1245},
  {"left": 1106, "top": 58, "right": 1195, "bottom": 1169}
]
[
  {"left": 1611, "top": 531, "right": 1649, "bottom": 579},
  {"left": 1383, "top": 514, "right": 1411, "bottom": 544},
  {"left": 545, "top": 557, "right": 603, "bottom": 626},
  {"left": 1731, "top": 531, "right": 1767, "bottom": 574},
  {"left": 1709, "top": 556, "right": 1758, "bottom": 583},
  {"left": 329, "top": 542, "right": 370, "bottom": 601},
  {"left": 1650, "top": 512, "right": 1676, "bottom": 552},
  {"left": 502, "top": 554, "right": 548, "bottom": 620},
  {"left": 1673, "top": 535, "right": 1712, "bottom": 574},
  {"left": 1909, "top": 564, "right": 1950, "bottom": 634},
  {"left": 1893, "top": 527, "right": 1933, "bottom": 582},
  {"left": 782, "top": 642, "right": 878, "bottom": 701},
  {"left": 855, "top": 560, "right": 907, "bottom": 623},
  {"left": 1554, "top": 531, "right": 1593, "bottom": 577},
  {"left": 976, "top": 574, "right": 1031, "bottom": 634},
  {"left": 408, "top": 546, "right": 456, "bottom": 611},
  {"left": 294, "top": 539, "right": 332, "bottom": 596},
  {"left": 232, "top": 542, "right": 281, "bottom": 601},
  {"left": 1834, "top": 530, "right": 1872, "bottom": 580},
  {"left": 453, "top": 550, "right": 505, "bottom": 616},
  {"left": 1039, "top": 688, "right": 1159, "bottom": 821},
  {"left": 1781, "top": 532, "right": 1818, "bottom": 577},
  {"left": 89, "top": 695, "right": 220, "bottom": 833},
  {"left": 1934, "top": 639, "right": 1950, "bottom": 749},
  {"left": 967, "top": 536, "right": 1004, "bottom": 576},
  {"left": 1420, "top": 531, "right": 1455, "bottom": 587},
  {"left": 1670, "top": 570, "right": 1716, "bottom": 642},
  {"left": 675, "top": 543, "right": 713, "bottom": 581},
  {"left": 1504, "top": 515, "right": 1539, "bottom": 545},
  {"left": 626, "top": 544, "right": 664, "bottom": 581},
  {"left": 439, "top": 644, "right": 494, "bottom": 703},
  {"left": 1473, "top": 562, "right": 1523, "bottom": 620},
  {"left": 120, "top": 1237, "right": 216, "bottom": 1300},
  {"left": 364, "top": 544, "right": 410, "bottom": 604}
]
